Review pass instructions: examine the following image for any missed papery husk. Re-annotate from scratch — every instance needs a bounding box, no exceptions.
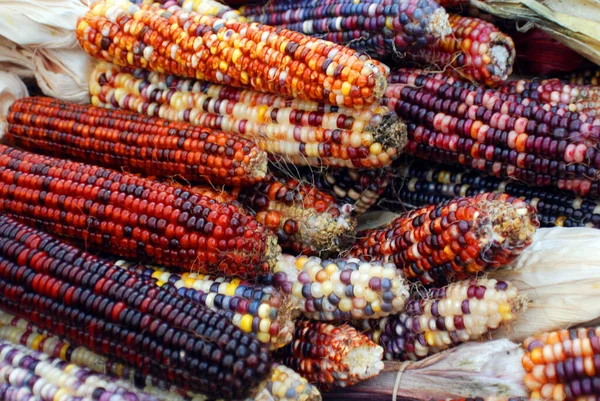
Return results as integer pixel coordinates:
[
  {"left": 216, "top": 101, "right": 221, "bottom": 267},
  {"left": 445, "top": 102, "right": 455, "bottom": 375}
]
[
  {"left": 0, "top": 72, "right": 28, "bottom": 139},
  {"left": 469, "top": 0, "right": 600, "bottom": 67},
  {"left": 0, "top": 37, "right": 35, "bottom": 77},
  {"left": 491, "top": 227, "right": 600, "bottom": 342},
  {"left": 323, "top": 339, "right": 527, "bottom": 400}
]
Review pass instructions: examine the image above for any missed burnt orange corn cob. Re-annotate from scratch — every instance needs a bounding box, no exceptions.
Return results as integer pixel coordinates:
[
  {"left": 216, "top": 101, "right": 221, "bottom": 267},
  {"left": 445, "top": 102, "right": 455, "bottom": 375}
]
[
  {"left": 276, "top": 320, "right": 384, "bottom": 389},
  {"left": 76, "top": 0, "right": 389, "bottom": 108},
  {"left": 0, "top": 145, "right": 280, "bottom": 278},
  {"left": 349, "top": 193, "right": 538, "bottom": 286},
  {"left": 6, "top": 97, "right": 268, "bottom": 187}
]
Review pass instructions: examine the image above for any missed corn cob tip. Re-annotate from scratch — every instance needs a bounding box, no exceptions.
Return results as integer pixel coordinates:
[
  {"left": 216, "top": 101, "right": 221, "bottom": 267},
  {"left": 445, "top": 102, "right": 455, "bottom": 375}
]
[
  {"left": 367, "top": 110, "right": 408, "bottom": 156},
  {"left": 430, "top": 8, "right": 453, "bottom": 37},
  {"left": 294, "top": 203, "right": 357, "bottom": 255},
  {"left": 488, "top": 32, "right": 516, "bottom": 83},
  {"left": 343, "top": 342, "right": 385, "bottom": 384},
  {"left": 247, "top": 148, "right": 269, "bottom": 181},
  {"left": 255, "top": 364, "right": 322, "bottom": 401}
]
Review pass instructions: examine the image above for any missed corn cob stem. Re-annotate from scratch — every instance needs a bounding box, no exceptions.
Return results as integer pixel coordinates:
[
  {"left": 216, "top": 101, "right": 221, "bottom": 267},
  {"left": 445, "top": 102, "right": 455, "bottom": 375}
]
[
  {"left": 272, "top": 255, "right": 409, "bottom": 321},
  {"left": 276, "top": 320, "right": 384, "bottom": 389},
  {"left": 0, "top": 145, "right": 279, "bottom": 277},
  {"left": 89, "top": 62, "right": 405, "bottom": 169},
  {"left": 0, "top": 214, "right": 274, "bottom": 399},
  {"left": 350, "top": 193, "right": 538, "bottom": 286},
  {"left": 392, "top": 160, "right": 600, "bottom": 228},
  {"left": 357, "top": 277, "right": 522, "bottom": 360},
  {"left": 6, "top": 96, "right": 268, "bottom": 187},
  {"left": 522, "top": 328, "right": 600, "bottom": 401},
  {"left": 77, "top": 0, "right": 388, "bottom": 108},
  {"left": 239, "top": 0, "right": 451, "bottom": 58}
]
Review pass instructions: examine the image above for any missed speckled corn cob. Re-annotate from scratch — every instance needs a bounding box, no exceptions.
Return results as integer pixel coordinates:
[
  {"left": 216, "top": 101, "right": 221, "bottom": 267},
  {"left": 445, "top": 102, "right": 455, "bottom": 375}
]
[
  {"left": 239, "top": 0, "right": 451, "bottom": 58},
  {"left": 120, "top": 262, "right": 295, "bottom": 349},
  {"left": 385, "top": 69, "right": 600, "bottom": 198},
  {"left": 0, "top": 145, "right": 279, "bottom": 277},
  {"left": 499, "top": 79, "right": 600, "bottom": 116},
  {"left": 0, "top": 311, "right": 322, "bottom": 401},
  {"left": 271, "top": 255, "right": 409, "bottom": 321},
  {"left": 294, "top": 167, "right": 392, "bottom": 215},
  {"left": 408, "top": 14, "right": 515, "bottom": 86},
  {"left": 6, "top": 97, "right": 268, "bottom": 187},
  {"left": 276, "top": 321, "right": 384, "bottom": 389},
  {"left": 565, "top": 70, "right": 600, "bottom": 86},
  {"left": 77, "top": 0, "right": 389, "bottom": 108},
  {"left": 89, "top": 63, "right": 405, "bottom": 169},
  {"left": 522, "top": 327, "right": 600, "bottom": 401},
  {"left": 358, "top": 277, "right": 522, "bottom": 360},
  {"left": 393, "top": 160, "right": 600, "bottom": 229},
  {"left": 350, "top": 193, "right": 538, "bottom": 286}
]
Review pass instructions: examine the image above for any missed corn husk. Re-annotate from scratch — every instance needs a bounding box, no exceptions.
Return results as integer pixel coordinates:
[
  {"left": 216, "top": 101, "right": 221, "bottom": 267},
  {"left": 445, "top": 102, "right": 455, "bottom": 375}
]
[
  {"left": 323, "top": 339, "right": 527, "bottom": 400},
  {"left": 0, "top": 72, "right": 28, "bottom": 141},
  {"left": 469, "top": 0, "right": 600, "bottom": 67},
  {"left": 0, "top": 37, "right": 34, "bottom": 77},
  {"left": 491, "top": 227, "right": 600, "bottom": 342}
]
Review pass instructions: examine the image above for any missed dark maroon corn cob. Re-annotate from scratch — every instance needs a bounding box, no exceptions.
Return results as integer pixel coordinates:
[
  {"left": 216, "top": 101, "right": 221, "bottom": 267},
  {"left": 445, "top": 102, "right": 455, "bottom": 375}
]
[
  {"left": 0, "top": 214, "right": 272, "bottom": 400},
  {"left": 0, "top": 145, "right": 280, "bottom": 278}
]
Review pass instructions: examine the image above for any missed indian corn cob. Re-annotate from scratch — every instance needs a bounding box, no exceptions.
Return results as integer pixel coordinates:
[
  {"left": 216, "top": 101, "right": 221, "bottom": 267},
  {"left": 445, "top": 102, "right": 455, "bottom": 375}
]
[
  {"left": 239, "top": 0, "right": 452, "bottom": 58},
  {"left": 392, "top": 160, "right": 600, "bottom": 228},
  {"left": 120, "top": 262, "right": 295, "bottom": 349},
  {"left": 522, "top": 327, "right": 600, "bottom": 401},
  {"left": 77, "top": 0, "right": 389, "bottom": 108},
  {"left": 89, "top": 62, "right": 405, "bottom": 169},
  {"left": 385, "top": 69, "right": 600, "bottom": 198},
  {"left": 357, "top": 277, "right": 522, "bottom": 360},
  {"left": 293, "top": 167, "right": 392, "bottom": 215},
  {"left": 135, "top": 0, "right": 242, "bottom": 20},
  {"left": 0, "top": 145, "right": 279, "bottom": 277},
  {"left": 565, "top": 70, "right": 600, "bottom": 86},
  {"left": 276, "top": 320, "right": 384, "bottom": 389},
  {"left": 0, "top": 214, "right": 273, "bottom": 399},
  {"left": 5, "top": 96, "right": 269, "bottom": 187},
  {"left": 271, "top": 255, "right": 410, "bottom": 321},
  {"left": 407, "top": 14, "right": 516, "bottom": 86},
  {"left": 499, "top": 79, "right": 600, "bottom": 116},
  {"left": 350, "top": 193, "right": 538, "bottom": 286},
  {"left": 0, "top": 310, "right": 322, "bottom": 401}
]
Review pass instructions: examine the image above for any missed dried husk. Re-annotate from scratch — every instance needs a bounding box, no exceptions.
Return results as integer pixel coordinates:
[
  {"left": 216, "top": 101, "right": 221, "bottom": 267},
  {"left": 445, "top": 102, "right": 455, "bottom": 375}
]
[
  {"left": 323, "top": 339, "right": 527, "bottom": 400},
  {"left": 469, "top": 0, "right": 600, "bottom": 67},
  {"left": 491, "top": 227, "right": 600, "bottom": 342},
  {"left": 0, "top": 71, "right": 28, "bottom": 140}
]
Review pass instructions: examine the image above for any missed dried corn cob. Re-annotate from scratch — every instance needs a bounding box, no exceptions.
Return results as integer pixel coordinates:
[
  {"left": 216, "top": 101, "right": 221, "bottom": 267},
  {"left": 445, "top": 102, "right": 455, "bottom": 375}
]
[
  {"left": 120, "top": 262, "right": 295, "bottom": 349},
  {"left": 499, "top": 79, "right": 600, "bottom": 116},
  {"left": 89, "top": 63, "right": 405, "bottom": 169},
  {"left": 0, "top": 310, "right": 322, "bottom": 401},
  {"left": 392, "top": 160, "right": 600, "bottom": 228},
  {"left": 350, "top": 193, "right": 538, "bottom": 286},
  {"left": 565, "top": 70, "right": 600, "bottom": 86},
  {"left": 272, "top": 255, "right": 409, "bottom": 321},
  {"left": 0, "top": 145, "right": 279, "bottom": 277},
  {"left": 358, "top": 277, "right": 522, "bottom": 360},
  {"left": 385, "top": 69, "right": 600, "bottom": 198},
  {"left": 293, "top": 167, "right": 392, "bottom": 215},
  {"left": 276, "top": 320, "right": 384, "bottom": 389},
  {"left": 522, "top": 327, "right": 600, "bottom": 401},
  {"left": 6, "top": 97, "right": 268, "bottom": 187},
  {"left": 407, "top": 14, "right": 515, "bottom": 86},
  {"left": 0, "top": 214, "right": 273, "bottom": 400},
  {"left": 136, "top": 0, "right": 243, "bottom": 20},
  {"left": 239, "top": 0, "right": 451, "bottom": 58},
  {"left": 77, "top": 0, "right": 389, "bottom": 108}
]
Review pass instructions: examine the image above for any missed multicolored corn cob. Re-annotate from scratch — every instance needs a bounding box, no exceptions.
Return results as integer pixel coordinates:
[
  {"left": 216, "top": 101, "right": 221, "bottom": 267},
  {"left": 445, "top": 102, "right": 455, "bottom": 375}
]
[
  {"left": 0, "top": 145, "right": 279, "bottom": 277},
  {"left": 0, "top": 311, "right": 322, "bottom": 401},
  {"left": 293, "top": 167, "right": 392, "bottom": 215},
  {"left": 407, "top": 14, "right": 516, "bottom": 86},
  {"left": 565, "top": 70, "right": 600, "bottom": 86},
  {"left": 391, "top": 160, "right": 600, "bottom": 229},
  {"left": 89, "top": 63, "right": 405, "bottom": 169},
  {"left": 0, "top": 214, "right": 273, "bottom": 400},
  {"left": 522, "top": 327, "right": 600, "bottom": 401},
  {"left": 0, "top": 340, "right": 160, "bottom": 401},
  {"left": 272, "top": 255, "right": 409, "bottom": 321},
  {"left": 350, "top": 193, "right": 538, "bottom": 286},
  {"left": 385, "top": 69, "right": 600, "bottom": 198},
  {"left": 120, "top": 262, "right": 295, "bottom": 349},
  {"left": 239, "top": 0, "right": 451, "bottom": 58},
  {"left": 6, "top": 97, "right": 268, "bottom": 187},
  {"left": 357, "top": 277, "right": 522, "bottom": 360},
  {"left": 276, "top": 320, "right": 384, "bottom": 389},
  {"left": 499, "top": 79, "right": 600, "bottom": 116},
  {"left": 135, "top": 0, "right": 243, "bottom": 20},
  {"left": 77, "top": 0, "right": 389, "bottom": 108}
]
